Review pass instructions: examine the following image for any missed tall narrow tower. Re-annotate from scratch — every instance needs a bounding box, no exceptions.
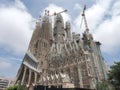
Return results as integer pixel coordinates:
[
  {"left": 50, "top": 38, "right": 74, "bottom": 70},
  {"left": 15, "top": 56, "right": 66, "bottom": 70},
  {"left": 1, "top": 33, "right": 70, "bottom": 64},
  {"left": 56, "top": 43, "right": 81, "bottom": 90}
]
[
  {"left": 53, "top": 13, "right": 65, "bottom": 44},
  {"left": 38, "top": 11, "right": 52, "bottom": 72},
  {"left": 28, "top": 17, "right": 41, "bottom": 57},
  {"left": 65, "top": 21, "right": 71, "bottom": 41}
]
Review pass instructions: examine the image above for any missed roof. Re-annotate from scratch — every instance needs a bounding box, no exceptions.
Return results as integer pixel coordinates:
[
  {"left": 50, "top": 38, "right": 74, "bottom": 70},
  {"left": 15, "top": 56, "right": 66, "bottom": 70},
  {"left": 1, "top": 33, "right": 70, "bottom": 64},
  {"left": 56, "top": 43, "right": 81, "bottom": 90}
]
[{"left": 26, "top": 50, "right": 39, "bottom": 63}]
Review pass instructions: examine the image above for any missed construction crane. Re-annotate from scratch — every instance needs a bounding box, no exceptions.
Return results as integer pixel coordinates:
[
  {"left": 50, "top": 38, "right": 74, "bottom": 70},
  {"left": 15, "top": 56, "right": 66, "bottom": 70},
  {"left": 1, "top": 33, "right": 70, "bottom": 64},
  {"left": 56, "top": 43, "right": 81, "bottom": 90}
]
[
  {"left": 48, "top": 9, "right": 67, "bottom": 16},
  {"left": 54, "top": 9, "right": 67, "bottom": 16},
  {"left": 32, "top": 9, "right": 67, "bottom": 22},
  {"left": 81, "top": 5, "right": 89, "bottom": 32}
]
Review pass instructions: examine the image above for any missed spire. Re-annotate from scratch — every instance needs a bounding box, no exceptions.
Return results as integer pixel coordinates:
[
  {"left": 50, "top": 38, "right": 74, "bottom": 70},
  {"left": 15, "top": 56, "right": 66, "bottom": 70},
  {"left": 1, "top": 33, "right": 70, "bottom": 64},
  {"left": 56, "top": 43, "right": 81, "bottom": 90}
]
[
  {"left": 28, "top": 15, "right": 42, "bottom": 53},
  {"left": 42, "top": 10, "right": 52, "bottom": 40},
  {"left": 35, "top": 15, "right": 41, "bottom": 26},
  {"left": 53, "top": 10, "right": 68, "bottom": 44},
  {"left": 45, "top": 10, "right": 49, "bottom": 16},
  {"left": 53, "top": 13, "right": 64, "bottom": 43},
  {"left": 65, "top": 21, "right": 71, "bottom": 41}
]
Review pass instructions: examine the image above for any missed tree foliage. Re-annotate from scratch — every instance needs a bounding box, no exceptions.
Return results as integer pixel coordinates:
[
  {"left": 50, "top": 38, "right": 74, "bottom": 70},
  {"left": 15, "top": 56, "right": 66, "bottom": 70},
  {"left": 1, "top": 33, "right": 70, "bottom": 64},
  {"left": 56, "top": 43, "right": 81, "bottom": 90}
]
[
  {"left": 97, "top": 82, "right": 115, "bottom": 90},
  {"left": 108, "top": 61, "right": 120, "bottom": 90},
  {"left": 7, "top": 85, "right": 28, "bottom": 90},
  {"left": 98, "top": 82, "right": 108, "bottom": 90}
]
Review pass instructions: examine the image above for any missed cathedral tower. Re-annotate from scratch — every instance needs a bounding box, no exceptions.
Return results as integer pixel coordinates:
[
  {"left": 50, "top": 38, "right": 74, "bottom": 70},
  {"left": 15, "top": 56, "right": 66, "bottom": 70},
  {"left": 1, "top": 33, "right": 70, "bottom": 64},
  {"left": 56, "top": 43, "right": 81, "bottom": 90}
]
[
  {"left": 38, "top": 11, "right": 52, "bottom": 72},
  {"left": 53, "top": 13, "right": 65, "bottom": 44},
  {"left": 65, "top": 21, "right": 71, "bottom": 41},
  {"left": 28, "top": 18, "right": 41, "bottom": 57}
]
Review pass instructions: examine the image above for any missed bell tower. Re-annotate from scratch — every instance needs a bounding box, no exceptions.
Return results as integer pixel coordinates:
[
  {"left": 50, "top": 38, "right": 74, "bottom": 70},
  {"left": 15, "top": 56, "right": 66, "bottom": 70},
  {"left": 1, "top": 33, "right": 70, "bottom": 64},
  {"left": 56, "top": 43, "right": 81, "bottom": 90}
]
[
  {"left": 38, "top": 10, "right": 52, "bottom": 72},
  {"left": 28, "top": 10, "right": 52, "bottom": 73},
  {"left": 65, "top": 21, "right": 71, "bottom": 41},
  {"left": 28, "top": 16, "right": 41, "bottom": 57},
  {"left": 53, "top": 13, "right": 65, "bottom": 44}
]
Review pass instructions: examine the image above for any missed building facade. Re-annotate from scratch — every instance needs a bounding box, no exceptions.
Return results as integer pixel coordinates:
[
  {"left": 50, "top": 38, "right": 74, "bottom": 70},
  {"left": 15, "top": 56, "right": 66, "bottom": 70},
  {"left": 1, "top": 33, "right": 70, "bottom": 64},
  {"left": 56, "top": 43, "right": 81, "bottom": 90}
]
[
  {"left": 15, "top": 9, "right": 109, "bottom": 89},
  {"left": 0, "top": 77, "right": 14, "bottom": 90}
]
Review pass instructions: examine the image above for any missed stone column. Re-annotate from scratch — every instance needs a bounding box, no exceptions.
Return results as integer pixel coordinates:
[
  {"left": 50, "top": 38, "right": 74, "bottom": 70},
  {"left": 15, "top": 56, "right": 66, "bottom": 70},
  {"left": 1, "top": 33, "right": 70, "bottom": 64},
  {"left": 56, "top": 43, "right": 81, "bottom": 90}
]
[
  {"left": 34, "top": 72, "right": 37, "bottom": 84},
  {"left": 21, "top": 66, "right": 27, "bottom": 85},
  {"left": 70, "top": 67, "right": 74, "bottom": 83},
  {"left": 28, "top": 69, "right": 32, "bottom": 85},
  {"left": 78, "top": 65, "right": 83, "bottom": 88}
]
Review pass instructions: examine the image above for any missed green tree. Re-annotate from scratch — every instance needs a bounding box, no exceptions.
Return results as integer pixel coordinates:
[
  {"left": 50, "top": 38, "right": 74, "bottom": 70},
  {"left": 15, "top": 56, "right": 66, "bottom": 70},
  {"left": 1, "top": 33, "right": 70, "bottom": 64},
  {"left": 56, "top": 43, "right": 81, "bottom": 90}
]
[
  {"left": 98, "top": 82, "right": 108, "bottom": 90},
  {"left": 17, "top": 85, "right": 28, "bottom": 90},
  {"left": 108, "top": 62, "right": 120, "bottom": 90},
  {"left": 97, "top": 82, "right": 115, "bottom": 90},
  {"left": 7, "top": 85, "right": 28, "bottom": 90},
  {"left": 7, "top": 85, "right": 18, "bottom": 90}
]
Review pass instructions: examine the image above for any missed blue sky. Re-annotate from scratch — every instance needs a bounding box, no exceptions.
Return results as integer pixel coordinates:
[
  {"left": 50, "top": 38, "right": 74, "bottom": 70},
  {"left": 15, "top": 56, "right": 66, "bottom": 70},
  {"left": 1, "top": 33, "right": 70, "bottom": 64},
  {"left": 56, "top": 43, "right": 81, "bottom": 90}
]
[{"left": 0, "top": 0, "right": 120, "bottom": 78}]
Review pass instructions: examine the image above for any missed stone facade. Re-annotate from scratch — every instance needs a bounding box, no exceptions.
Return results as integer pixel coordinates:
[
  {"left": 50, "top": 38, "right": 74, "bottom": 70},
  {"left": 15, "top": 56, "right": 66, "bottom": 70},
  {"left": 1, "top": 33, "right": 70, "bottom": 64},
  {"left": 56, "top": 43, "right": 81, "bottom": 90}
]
[{"left": 15, "top": 10, "right": 109, "bottom": 89}]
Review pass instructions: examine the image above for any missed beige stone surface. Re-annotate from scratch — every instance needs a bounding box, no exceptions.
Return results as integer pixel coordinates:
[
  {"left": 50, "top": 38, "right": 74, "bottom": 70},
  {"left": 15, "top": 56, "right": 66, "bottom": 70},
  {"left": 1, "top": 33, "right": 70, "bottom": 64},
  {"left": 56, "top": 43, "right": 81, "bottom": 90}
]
[{"left": 15, "top": 10, "right": 109, "bottom": 90}]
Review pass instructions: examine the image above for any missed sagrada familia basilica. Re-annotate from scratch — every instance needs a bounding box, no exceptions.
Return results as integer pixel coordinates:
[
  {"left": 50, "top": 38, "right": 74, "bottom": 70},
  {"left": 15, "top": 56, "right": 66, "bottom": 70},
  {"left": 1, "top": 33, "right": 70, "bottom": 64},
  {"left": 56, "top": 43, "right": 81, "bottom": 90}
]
[{"left": 15, "top": 6, "right": 109, "bottom": 89}]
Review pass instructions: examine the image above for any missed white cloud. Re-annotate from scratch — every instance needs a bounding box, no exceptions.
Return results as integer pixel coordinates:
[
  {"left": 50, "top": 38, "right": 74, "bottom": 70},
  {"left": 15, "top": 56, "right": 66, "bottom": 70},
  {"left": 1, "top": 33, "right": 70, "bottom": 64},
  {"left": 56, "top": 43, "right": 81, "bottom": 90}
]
[
  {"left": 111, "top": 0, "right": 120, "bottom": 16},
  {"left": 14, "top": 0, "right": 27, "bottom": 10},
  {"left": 0, "top": 0, "right": 34, "bottom": 55},
  {"left": 74, "top": 0, "right": 112, "bottom": 33},
  {"left": 94, "top": 1, "right": 120, "bottom": 53},
  {"left": 0, "top": 61, "right": 11, "bottom": 69},
  {"left": 74, "top": 0, "right": 120, "bottom": 54},
  {"left": 73, "top": 3, "right": 81, "bottom": 10}
]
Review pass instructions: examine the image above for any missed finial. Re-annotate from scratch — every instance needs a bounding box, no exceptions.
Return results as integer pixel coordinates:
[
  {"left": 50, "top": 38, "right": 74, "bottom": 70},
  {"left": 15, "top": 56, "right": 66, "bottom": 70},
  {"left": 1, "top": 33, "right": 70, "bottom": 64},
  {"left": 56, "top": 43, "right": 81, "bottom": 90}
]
[
  {"left": 38, "top": 15, "right": 41, "bottom": 21},
  {"left": 54, "top": 12, "right": 56, "bottom": 15},
  {"left": 35, "top": 15, "right": 41, "bottom": 26},
  {"left": 47, "top": 10, "right": 49, "bottom": 16},
  {"left": 45, "top": 10, "right": 50, "bottom": 16},
  {"left": 45, "top": 9, "right": 47, "bottom": 15}
]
